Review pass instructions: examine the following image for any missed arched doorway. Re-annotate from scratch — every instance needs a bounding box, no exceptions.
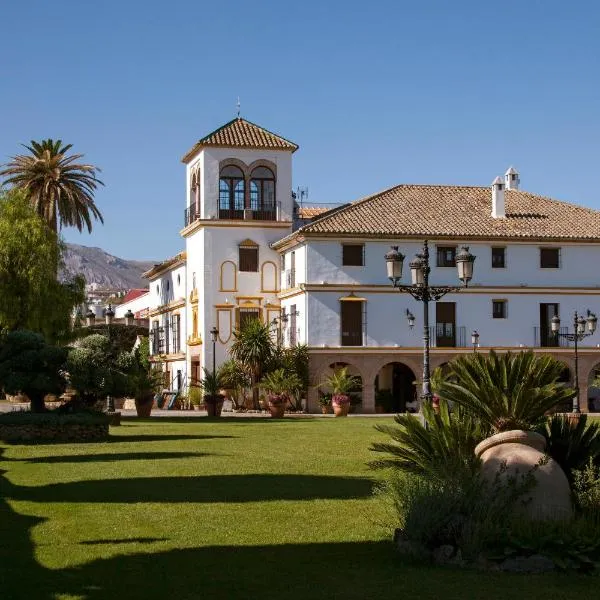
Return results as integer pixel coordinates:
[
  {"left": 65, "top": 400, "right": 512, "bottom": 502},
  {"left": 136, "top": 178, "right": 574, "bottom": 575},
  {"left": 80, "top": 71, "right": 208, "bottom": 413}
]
[
  {"left": 554, "top": 364, "right": 573, "bottom": 413},
  {"left": 375, "top": 362, "right": 417, "bottom": 413}
]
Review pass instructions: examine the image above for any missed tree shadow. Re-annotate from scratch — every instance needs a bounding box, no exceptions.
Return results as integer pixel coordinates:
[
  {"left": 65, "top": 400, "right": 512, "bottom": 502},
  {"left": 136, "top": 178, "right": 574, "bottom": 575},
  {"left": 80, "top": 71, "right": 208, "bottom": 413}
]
[
  {"left": 19, "top": 452, "right": 215, "bottom": 464},
  {"left": 5, "top": 473, "right": 374, "bottom": 504},
  {"left": 79, "top": 537, "right": 168, "bottom": 546},
  {"left": 131, "top": 416, "right": 318, "bottom": 424},
  {"left": 108, "top": 434, "right": 236, "bottom": 443}
]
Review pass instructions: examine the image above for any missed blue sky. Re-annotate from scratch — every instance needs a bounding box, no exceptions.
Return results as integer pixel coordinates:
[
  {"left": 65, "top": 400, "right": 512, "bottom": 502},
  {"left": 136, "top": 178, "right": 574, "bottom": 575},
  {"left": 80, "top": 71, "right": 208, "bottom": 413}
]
[{"left": 1, "top": 0, "right": 599, "bottom": 260}]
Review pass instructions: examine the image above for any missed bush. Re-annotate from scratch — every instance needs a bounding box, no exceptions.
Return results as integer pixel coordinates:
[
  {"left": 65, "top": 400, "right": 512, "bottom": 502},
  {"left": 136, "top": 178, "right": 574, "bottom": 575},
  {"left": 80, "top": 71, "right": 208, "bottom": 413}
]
[{"left": 0, "top": 409, "right": 109, "bottom": 425}]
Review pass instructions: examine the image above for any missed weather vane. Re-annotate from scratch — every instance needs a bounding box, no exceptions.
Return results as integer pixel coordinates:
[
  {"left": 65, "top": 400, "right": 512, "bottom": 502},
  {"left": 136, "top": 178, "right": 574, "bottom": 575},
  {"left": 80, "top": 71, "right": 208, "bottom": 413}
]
[{"left": 236, "top": 97, "right": 241, "bottom": 118}]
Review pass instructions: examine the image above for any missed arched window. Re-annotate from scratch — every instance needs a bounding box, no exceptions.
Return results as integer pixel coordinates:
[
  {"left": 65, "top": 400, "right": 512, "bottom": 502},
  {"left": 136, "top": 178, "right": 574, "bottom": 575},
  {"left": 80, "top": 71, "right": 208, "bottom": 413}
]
[
  {"left": 250, "top": 166, "right": 276, "bottom": 218},
  {"left": 219, "top": 165, "right": 245, "bottom": 218},
  {"left": 187, "top": 170, "right": 201, "bottom": 225}
]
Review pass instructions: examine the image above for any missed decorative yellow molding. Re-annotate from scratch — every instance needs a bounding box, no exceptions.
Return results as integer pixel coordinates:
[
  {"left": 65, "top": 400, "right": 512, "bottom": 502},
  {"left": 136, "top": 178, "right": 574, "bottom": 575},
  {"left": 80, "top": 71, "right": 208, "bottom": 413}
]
[
  {"left": 260, "top": 260, "right": 278, "bottom": 292},
  {"left": 148, "top": 298, "right": 186, "bottom": 317},
  {"left": 190, "top": 288, "right": 199, "bottom": 304},
  {"left": 239, "top": 238, "right": 259, "bottom": 247},
  {"left": 220, "top": 260, "right": 237, "bottom": 292},
  {"left": 187, "top": 336, "right": 203, "bottom": 347}
]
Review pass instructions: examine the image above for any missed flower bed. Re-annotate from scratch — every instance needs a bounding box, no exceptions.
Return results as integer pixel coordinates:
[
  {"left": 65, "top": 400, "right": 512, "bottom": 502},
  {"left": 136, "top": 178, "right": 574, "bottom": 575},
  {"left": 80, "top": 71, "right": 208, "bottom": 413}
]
[{"left": 0, "top": 411, "right": 110, "bottom": 442}]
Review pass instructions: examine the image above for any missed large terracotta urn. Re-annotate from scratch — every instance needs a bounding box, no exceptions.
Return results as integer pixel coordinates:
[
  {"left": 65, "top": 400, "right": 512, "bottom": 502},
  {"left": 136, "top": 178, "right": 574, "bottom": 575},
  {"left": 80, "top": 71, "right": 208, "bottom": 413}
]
[{"left": 475, "top": 430, "right": 572, "bottom": 521}]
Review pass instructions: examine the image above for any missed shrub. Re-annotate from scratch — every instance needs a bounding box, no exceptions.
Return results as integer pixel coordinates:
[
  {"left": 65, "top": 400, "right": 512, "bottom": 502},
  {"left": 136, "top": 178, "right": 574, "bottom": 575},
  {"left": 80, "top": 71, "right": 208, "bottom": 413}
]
[{"left": 0, "top": 409, "right": 108, "bottom": 425}]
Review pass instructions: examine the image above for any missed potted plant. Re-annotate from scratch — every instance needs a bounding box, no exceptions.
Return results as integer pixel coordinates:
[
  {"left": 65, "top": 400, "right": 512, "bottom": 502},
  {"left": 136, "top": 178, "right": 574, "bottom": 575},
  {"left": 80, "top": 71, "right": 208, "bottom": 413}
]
[
  {"left": 322, "top": 367, "right": 360, "bottom": 417},
  {"left": 437, "top": 350, "right": 576, "bottom": 520},
  {"left": 319, "top": 392, "right": 332, "bottom": 414},
  {"left": 260, "top": 368, "right": 301, "bottom": 418},
  {"left": 189, "top": 386, "right": 204, "bottom": 411},
  {"left": 198, "top": 367, "right": 225, "bottom": 417}
]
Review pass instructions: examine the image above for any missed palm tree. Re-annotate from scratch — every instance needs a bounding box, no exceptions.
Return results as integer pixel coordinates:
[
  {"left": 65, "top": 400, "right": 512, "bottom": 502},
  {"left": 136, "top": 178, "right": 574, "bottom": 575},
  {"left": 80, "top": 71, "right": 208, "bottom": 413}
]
[
  {"left": 229, "top": 319, "right": 275, "bottom": 410},
  {"left": 0, "top": 139, "right": 103, "bottom": 232},
  {"left": 437, "top": 350, "right": 575, "bottom": 433}
]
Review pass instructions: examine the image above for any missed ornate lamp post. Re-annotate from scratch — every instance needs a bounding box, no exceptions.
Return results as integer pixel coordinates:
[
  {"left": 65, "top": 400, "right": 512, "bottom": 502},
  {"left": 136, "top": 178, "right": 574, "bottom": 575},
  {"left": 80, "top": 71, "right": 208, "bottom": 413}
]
[
  {"left": 471, "top": 330, "right": 480, "bottom": 352},
  {"left": 385, "top": 240, "right": 475, "bottom": 408},
  {"left": 210, "top": 326, "right": 219, "bottom": 377},
  {"left": 124, "top": 309, "right": 135, "bottom": 327},
  {"left": 104, "top": 303, "right": 116, "bottom": 414},
  {"left": 551, "top": 310, "right": 597, "bottom": 413}
]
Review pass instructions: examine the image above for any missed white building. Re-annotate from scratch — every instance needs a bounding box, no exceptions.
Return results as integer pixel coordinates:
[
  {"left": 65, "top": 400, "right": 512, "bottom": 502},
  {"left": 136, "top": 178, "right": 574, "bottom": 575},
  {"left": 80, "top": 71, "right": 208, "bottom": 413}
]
[{"left": 146, "top": 117, "right": 600, "bottom": 411}]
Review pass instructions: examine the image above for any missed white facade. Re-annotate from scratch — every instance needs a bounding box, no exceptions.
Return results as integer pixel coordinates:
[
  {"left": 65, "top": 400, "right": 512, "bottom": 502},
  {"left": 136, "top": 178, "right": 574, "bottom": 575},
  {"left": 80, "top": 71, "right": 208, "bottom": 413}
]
[{"left": 114, "top": 292, "right": 149, "bottom": 319}]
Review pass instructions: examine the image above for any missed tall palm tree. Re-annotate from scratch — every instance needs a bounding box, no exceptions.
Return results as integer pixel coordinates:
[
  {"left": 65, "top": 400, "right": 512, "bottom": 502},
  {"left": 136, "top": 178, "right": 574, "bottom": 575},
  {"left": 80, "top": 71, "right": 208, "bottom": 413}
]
[
  {"left": 230, "top": 319, "right": 275, "bottom": 410},
  {"left": 437, "top": 350, "right": 575, "bottom": 433},
  {"left": 0, "top": 139, "right": 103, "bottom": 232}
]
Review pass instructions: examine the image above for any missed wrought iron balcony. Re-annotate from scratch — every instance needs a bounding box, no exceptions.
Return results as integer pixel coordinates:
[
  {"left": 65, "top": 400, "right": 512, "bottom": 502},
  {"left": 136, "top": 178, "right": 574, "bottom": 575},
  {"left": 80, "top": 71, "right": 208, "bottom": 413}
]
[{"left": 533, "top": 326, "right": 569, "bottom": 348}]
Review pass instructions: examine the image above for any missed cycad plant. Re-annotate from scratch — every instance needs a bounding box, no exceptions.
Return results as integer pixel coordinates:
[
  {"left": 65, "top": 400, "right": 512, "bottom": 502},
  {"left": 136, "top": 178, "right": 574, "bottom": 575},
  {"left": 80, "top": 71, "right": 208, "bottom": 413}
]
[
  {"left": 436, "top": 350, "right": 575, "bottom": 433},
  {"left": 322, "top": 367, "right": 360, "bottom": 405},
  {"left": 536, "top": 414, "right": 600, "bottom": 482},
  {"left": 1, "top": 139, "right": 103, "bottom": 233},
  {"left": 230, "top": 319, "right": 275, "bottom": 410},
  {"left": 371, "top": 399, "right": 489, "bottom": 483},
  {"left": 260, "top": 368, "right": 301, "bottom": 405}
]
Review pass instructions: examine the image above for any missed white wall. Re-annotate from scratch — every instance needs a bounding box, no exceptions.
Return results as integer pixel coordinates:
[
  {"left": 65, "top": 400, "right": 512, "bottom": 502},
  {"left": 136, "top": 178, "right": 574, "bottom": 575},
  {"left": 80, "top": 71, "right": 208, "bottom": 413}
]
[{"left": 114, "top": 292, "right": 149, "bottom": 318}]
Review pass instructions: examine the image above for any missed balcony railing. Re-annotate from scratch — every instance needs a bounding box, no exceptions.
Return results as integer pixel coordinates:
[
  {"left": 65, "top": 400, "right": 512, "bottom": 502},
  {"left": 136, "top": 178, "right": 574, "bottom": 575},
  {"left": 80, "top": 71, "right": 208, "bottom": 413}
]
[
  {"left": 428, "top": 326, "right": 467, "bottom": 348},
  {"left": 285, "top": 269, "right": 296, "bottom": 289},
  {"left": 533, "top": 326, "right": 569, "bottom": 348},
  {"left": 219, "top": 203, "right": 279, "bottom": 221},
  {"left": 184, "top": 204, "right": 200, "bottom": 227}
]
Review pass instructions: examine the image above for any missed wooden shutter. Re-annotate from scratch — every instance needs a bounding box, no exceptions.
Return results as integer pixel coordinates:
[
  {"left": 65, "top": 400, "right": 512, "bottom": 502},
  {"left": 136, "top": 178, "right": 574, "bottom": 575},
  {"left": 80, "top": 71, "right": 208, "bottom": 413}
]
[
  {"left": 239, "top": 247, "right": 259, "bottom": 272},
  {"left": 341, "top": 301, "right": 363, "bottom": 346}
]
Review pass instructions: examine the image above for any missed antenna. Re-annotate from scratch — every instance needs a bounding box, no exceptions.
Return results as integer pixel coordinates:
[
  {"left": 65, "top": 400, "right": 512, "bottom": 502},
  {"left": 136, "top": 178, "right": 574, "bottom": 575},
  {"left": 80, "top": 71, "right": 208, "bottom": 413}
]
[
  {"left": 296, "top": 186, "right": 309, "bottom": 205},
  {"left": 236, "top": 97, "right": 241, "bottom": 118}
]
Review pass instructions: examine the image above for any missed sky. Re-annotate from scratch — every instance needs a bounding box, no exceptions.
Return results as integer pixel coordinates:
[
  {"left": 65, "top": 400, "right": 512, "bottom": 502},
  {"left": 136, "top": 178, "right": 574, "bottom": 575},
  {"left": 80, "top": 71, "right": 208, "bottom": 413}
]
[{"left": 1, "top": 0, "right": 599, "bottom": 260}]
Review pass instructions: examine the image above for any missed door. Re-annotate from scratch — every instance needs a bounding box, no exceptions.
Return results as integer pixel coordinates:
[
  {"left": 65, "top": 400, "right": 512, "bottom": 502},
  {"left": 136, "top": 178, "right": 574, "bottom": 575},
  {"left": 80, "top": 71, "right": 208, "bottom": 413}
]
[
  {"left": 540, "top": 303, "right": 559, "bottom": 347},
  {"left": 436, "top": 302, "right": 456, "bottom": 347},
  {"left": 341, "top": 301, "right": 363, "bottom": 346}
]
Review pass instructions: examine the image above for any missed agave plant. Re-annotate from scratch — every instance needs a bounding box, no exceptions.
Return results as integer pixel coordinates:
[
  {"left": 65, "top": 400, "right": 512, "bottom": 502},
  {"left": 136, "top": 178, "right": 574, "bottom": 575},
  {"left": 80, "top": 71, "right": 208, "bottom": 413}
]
[
  {"left": 436, "top": 350, "right": 575, "bottom": 433},
  {"left": 536, "top": 414, "right": 600, "bottom": 482},
  {"left": 370, "top": 399, "right": 489, "bottom": 483}
]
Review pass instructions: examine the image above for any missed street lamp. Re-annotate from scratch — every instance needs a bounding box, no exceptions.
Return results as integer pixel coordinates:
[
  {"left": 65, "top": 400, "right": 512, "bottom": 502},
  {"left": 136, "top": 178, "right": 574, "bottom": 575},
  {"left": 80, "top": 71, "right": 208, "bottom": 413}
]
[
  {"left": 210, "top": 326, "right": 219, "bottom": 377},
  {"left": 385, "top": 240, "right": 475, "bottom": 409},
  {"left": 104, "top": 303, "right": 116, "bottom": 414},
  {"left": 551, "top": 310, "right": 597, "bottom": 413},
  {"left": 124, "top": 309, "right": 135, "bottom": 327},
  {"left": 271, "top": 308, "right": 300, "bottom": 346},
  {"left": 471, "top": 330, "right": 480, "bottom": 352}
]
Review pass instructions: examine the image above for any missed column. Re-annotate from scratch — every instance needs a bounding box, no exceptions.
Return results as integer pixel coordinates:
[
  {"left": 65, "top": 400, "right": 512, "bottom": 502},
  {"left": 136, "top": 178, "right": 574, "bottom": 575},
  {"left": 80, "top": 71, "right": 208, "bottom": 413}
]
[{"left": 362, "top": 380, "right": 375, "bottom": 414}]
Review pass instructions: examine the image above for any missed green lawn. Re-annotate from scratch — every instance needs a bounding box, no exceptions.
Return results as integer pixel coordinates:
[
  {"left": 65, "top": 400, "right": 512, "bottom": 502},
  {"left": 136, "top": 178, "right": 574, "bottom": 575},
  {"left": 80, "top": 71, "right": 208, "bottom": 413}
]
[{"left": 0, "top": 417, "right": 596, "bottom": 600}]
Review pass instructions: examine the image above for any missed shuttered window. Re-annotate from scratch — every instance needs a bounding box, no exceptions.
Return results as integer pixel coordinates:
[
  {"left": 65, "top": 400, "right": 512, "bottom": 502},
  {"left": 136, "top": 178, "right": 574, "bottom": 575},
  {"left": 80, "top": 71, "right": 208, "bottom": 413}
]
[
  {"left": 239, "top": 247, "right": 258, "bottom": 272},
  {"left": 239, "top": 307, "right": 260, "bottom": 331},
  {"left": 341, "top": 301, "right": 364, "bottom": 346},
  {"left": 342, "top": 244, "right": 364, "bottom": 266},
  {"left": 540, "top": 248, "right": 560, "bottom": 268}
]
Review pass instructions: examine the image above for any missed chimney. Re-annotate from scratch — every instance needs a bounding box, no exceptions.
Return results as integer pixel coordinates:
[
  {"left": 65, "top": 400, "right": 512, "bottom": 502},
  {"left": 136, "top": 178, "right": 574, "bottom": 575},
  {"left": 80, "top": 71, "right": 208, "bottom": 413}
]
[
  {"left": 491, "top": 176, "right": 505, "bottom": 218},
  {"left": 505, "top": 166, "right": 520, "bottom": 190}
]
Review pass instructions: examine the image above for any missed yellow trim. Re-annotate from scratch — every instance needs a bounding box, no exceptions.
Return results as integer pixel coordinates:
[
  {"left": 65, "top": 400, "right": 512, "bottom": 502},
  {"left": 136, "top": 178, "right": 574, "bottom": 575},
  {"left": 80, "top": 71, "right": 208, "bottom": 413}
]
[
  {"left": 217, "top": 308, "right": 233, "bottom": 343},
  {"left": 236, "top": 296, "right": 263, "bottom": 303},
  {"left": 143, "top": 252, "right": 187, "bottom": 280},
  {"left": 339, "top": 294, "right": 367, "bottom": 302},
  {"left": 264, "top": 301, "right": 280, "bottom": 309},
  {"left": 219, "top": 260, "right": 237, "bottom": 292},
  {"left": 149, "top": 352, "right": 186, "bottom": 363},
  {"left": 187, "top": 336, "right": 202, "bottom": 347},
  {"left": 260, "top": 260, "right": 279, "bottom": 292},
  {"left": 215, "top": 303, "right": 233, "bottom": 308},
  {"left": 235, "top": 306, "right": 263, "bottom": 329},
  {"left": 181, "top": 220, "right": 292, "bottom": 238},
  {"left": 239, "top": 238, "right": 259, "bottom": 247},
  {"left": 148, "top": 298, "right": 186, "bottom": 317}
]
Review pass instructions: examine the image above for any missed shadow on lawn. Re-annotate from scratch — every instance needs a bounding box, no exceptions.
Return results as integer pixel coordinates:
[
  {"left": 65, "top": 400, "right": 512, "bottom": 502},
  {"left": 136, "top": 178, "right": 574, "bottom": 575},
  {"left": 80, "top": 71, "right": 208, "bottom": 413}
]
[
  {"left": 127, "top": 416, "right": 318, "bottom": 424},
  {"left": 18, "top": 452, "right": 215, "bottom": 464},
  {"left": 4, "top": 473, "right": 374, "bottom": 503},
  {"left": 108, "top": 433, "right": 236, "bottom": 443}
]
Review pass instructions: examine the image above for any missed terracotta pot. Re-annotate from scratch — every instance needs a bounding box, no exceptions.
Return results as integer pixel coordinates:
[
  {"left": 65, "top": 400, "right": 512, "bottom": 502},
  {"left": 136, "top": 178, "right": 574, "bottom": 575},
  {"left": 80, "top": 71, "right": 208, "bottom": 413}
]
[
  {"left": 205, "top": 395, "right": 224, "bottom": 417},
  {"left": 193, "top": 405, "right": 203, "bottom": 411},
  {"left": 475, "top": 430, "right": 572, "bottom": 521},
  {"left": 135, "top": 398, "right": 153, "bottom": 418},
  {"left": 332, "top": 401, "right": 350, "bottom": 417}
]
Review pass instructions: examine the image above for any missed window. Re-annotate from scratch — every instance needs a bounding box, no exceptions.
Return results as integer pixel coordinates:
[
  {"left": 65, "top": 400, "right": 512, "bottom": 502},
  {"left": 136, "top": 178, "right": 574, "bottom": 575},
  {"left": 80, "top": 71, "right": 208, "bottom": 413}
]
[
  {"left": 166, "top": 280, "right": 170, "bottom": 291},
  {"left": 219, "top": 165, "right": 245, "bottom": 217},
  {"left": 177, "top": 274, "right": 181, "bottom": 286},
  {"left": 491, "top": 247, "right": 506, "bottom": 269},
  {"left": 289, "top": 304, "right": 297, "bottom": 347},
  {"left": 249, "top": 166, "right": 276, "bottom": 219},
  {"left": 437, "top": 246, "right": 456, "bottom": 267},
  {"left": 342, "top": 244, "right": 364, "bottom": 266},
  {"left": 239, "top": 246, "right": 258, "bottom": 272},
  {"left": 239, "top": 307, "right": 261, "bottom": 331},
  {"left": 540, "top": 248, "right": 560, "bottom": 268},
  {"left": 171, "top": 314, "right": 181, "bottom": 353},
  {"left": 492, "top": 300, "right": 507, "bottom": 319},
  {"left": 341, "top": 300, "right": 364, "bottom": 346}
]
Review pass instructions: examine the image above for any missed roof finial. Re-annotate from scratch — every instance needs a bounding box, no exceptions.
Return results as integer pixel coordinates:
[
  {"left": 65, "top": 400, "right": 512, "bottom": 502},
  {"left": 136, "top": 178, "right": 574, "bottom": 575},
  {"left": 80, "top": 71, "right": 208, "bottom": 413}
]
[{"left": 236, "top": 97, "right": 241, "bottom": 118}]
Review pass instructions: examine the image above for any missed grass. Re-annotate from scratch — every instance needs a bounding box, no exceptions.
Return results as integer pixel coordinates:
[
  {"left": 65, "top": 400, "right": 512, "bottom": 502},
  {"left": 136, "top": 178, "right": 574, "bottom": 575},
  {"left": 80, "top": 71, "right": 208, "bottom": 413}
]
[{"left": 0, "top": 416, "right": 597, "bottom": 600}]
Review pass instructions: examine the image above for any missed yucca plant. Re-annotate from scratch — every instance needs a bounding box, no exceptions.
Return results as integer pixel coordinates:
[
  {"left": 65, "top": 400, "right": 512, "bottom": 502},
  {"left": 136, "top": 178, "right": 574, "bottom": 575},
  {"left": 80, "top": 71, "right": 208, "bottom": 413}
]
[
  {"left": 536, "top": 414, "right": 600, "bottom": 482},
  {"left": 321, "top": 367, "right": 360, "bottom": 405},
  {"left": 260, "top": 368, "right": 301, "bottom": 404},
  {"left": 436, "top": 350, "right": 575, "bottom": 433},
  {"left": 370, "top": 399, "right": 489, "bottom": 483}
]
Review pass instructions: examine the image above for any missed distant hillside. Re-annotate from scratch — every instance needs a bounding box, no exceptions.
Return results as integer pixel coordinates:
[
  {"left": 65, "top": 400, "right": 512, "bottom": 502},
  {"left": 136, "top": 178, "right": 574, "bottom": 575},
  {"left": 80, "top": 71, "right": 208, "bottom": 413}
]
[{"left": 61, "top": 244, "right": 156, "bottom": 290}]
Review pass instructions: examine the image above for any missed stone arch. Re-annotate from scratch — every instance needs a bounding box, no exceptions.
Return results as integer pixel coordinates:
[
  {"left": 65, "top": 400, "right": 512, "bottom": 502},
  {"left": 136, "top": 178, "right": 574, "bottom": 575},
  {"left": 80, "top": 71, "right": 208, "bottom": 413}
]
[
  {"left": 218, "top": 157, "right": 249, "bottom": 177},
  {"left": 374, "top": 361, "right": 417, "bottom": 413},
  {"left": 248, "top": 158, "right": 277, "bottom": 177},
  {"left": 587, "top": 361, "right": 600, "bottom": 412}
]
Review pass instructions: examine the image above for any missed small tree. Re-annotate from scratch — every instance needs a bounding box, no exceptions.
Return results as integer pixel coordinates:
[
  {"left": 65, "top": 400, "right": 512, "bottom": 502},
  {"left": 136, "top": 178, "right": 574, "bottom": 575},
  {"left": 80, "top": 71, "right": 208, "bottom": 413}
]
[
  {"left": 0, "top": 330, "right": 67, "bottom": 412},
  {"left": 117, "top": 338, "right": 163, "bottom": 403},
  {"left": 220, "top": 359, "right": 251, "bottom": 410},
  {"left": 67, "top": 334, "right": 127, "bottom": 404}
]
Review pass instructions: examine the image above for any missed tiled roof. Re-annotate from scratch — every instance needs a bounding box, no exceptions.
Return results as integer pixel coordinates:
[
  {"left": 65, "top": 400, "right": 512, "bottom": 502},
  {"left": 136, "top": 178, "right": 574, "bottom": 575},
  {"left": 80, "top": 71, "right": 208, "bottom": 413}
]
[
  {"left": 121, "top": 288, "right": 148, "bottom": 303},
  {"left": 290, "top": 184, "right": 600, "bottom": 242},
  {"left": 143, "top": 252, "right": 186, "bottom": 280},
  {"left": 182, "top": 118, "right": 298, "bottom": 162},
  {"left": 297, "top": 207, "right": 330, "bottom": 219}
]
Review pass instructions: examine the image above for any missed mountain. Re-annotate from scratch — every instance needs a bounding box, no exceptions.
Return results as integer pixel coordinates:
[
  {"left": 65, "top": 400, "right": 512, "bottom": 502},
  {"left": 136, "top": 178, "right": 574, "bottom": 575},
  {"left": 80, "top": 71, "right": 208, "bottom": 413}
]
[{"left": 61, "top": 243, "right": 156, "bottom": 290}]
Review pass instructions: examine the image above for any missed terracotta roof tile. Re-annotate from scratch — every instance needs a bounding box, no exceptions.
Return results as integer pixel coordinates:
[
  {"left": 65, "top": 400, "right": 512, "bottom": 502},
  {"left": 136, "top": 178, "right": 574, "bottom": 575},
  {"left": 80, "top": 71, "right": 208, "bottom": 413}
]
[
  {"left": 292, "top": 185, "right": 600, "bottom": 242},
  {"left": 182, "top": 118, "right": 298, "bottom": 162},
  {"left": 297, "top": 207, "right": 330, "bottom": 219}
]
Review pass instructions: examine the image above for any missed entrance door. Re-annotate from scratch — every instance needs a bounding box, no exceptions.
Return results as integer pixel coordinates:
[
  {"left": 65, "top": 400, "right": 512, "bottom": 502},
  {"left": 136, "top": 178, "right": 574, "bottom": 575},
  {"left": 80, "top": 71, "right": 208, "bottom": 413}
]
[
  {"left": 392, "top": 363, "right": 416, "bottom": 412},
  {"left": 540, "top": 303, "right": 559, "bottom": 347},
  {"left": 436, "top": 302, "right": 456, "bottom": 347},
  {"left": 191, "top": 360, "right": 200, "bottom": 386}
]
